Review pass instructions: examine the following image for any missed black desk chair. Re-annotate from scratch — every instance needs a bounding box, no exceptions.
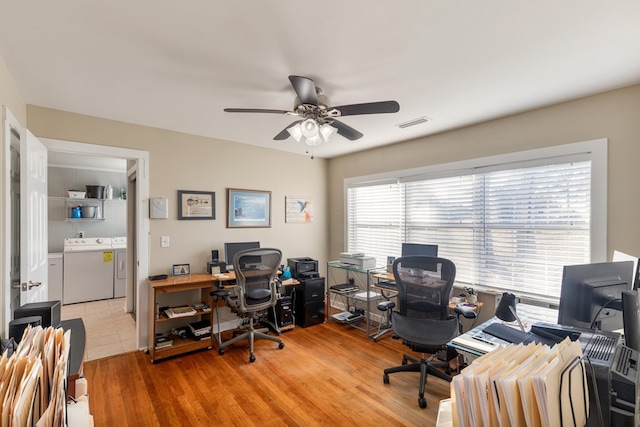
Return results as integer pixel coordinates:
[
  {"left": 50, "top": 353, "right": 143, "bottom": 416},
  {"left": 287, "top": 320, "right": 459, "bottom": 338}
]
[
  {"left": 382, "top": 256, "right": 472, "bottom": 409},
  {"left": 216, "top": 248, "right": 285, "bottom": 362}
]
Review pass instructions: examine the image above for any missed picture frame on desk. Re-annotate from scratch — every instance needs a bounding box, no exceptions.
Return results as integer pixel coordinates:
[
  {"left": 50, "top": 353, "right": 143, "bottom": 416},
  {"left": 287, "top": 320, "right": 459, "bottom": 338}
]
[
  {"left": 177, "top": 190, "right": 215, "bottom": 220},
  {"left": 172, "top": 264, "right": 190, "bottom": 276},
  {"left": 227, "top": 188, "right": 271, "bottom": 228}
]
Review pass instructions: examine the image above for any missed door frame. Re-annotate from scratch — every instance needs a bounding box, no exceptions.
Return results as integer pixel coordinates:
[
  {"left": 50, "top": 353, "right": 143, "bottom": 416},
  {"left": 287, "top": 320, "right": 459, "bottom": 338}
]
[
  {"left": 41, "top": 138, "right": 150, "bottom": 350},
  {"left": 2, "top": 106, "right": 22, "bottom": 336}
]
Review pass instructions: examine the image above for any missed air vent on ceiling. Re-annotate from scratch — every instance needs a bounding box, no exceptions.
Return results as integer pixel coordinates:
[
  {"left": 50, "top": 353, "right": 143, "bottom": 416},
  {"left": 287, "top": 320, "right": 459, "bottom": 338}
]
[{"left": 395, "top": 116, "right": 431, "bottom": 129}]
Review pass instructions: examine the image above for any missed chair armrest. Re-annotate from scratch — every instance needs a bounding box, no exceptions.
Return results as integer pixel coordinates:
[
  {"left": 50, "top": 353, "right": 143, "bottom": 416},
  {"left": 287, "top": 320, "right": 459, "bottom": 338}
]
[
  {"left": 377, "top": 300, "right": 396, "bottom": 311},
  {"left": 453, "top": 306, "right": 477, "bottom": 319}
]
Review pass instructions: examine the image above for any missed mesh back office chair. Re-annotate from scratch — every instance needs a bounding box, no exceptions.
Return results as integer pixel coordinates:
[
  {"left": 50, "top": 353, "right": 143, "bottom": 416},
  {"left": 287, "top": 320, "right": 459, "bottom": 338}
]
[
  {"left": 217, "top": 248, "right": 285, "bottom": 362},
  {"left": 382, "top": 256, "right": 464, "bottom": 409}
]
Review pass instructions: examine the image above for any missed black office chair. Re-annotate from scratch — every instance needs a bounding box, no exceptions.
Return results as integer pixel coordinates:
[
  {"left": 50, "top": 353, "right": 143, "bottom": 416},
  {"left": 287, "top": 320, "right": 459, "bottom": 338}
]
[
  {"left": 382, "top": 256, "right": 470, "bottom": 409},
  {"left": 217, "top": 248, "right": 285, "bottom": 362}
]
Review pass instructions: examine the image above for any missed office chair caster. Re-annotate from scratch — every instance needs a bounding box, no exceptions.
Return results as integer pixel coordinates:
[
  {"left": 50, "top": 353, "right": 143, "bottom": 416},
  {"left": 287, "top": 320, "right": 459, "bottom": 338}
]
[
  {"left": 279, "top": 342, "right": 285, "bottom": 349},
  {"left": 383, "top": 373, "right": 390, "bottom": 384},
  {"left": 219, "top": 348, "right": 225, "bottom": 355},
  {"left": 250, "top": 354, "right": 256, "bottom": 363},
  {"left": 418, "top": 396, "right": 427, "bottom": 409}
]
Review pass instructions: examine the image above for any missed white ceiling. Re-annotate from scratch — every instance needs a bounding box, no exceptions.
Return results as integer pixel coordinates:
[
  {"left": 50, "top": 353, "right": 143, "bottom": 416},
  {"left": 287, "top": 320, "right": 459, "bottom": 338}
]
[{"left": 1, "top": 1, "right": 640, "bottom": 159}]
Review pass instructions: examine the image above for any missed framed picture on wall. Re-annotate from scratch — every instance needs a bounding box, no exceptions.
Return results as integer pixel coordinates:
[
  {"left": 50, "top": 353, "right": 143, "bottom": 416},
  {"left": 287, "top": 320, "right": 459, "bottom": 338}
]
[
  {"left": 285, "top": 196, "right": 313, "bottom": 223},
  {"left": 177, "top": 190, "right": 215, "bottom": 220},
  {"left": 227, "top": 188, "right": 271, "bottom": 228}
]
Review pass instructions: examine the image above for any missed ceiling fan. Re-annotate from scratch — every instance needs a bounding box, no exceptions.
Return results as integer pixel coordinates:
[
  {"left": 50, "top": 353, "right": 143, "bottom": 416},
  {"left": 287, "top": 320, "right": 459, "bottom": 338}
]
[{"left": 224, "top": 75, "right": 400, "bottom": 146}]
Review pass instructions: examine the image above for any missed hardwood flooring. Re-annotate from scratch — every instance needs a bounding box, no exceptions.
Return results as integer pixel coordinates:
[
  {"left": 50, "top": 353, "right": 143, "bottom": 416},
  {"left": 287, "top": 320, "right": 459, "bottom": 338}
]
[{"left": 83, "top": 320, "right": 452, "bottom": 426}]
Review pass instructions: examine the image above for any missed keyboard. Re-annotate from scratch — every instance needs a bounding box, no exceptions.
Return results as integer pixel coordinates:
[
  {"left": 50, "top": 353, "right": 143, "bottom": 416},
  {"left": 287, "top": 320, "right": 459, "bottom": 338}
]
[
  {"left": 374, "top": 281, "right": 398, "bottom": 291},
  {"left": 483, "top": 322, "right": 533, "bottom": 344}
]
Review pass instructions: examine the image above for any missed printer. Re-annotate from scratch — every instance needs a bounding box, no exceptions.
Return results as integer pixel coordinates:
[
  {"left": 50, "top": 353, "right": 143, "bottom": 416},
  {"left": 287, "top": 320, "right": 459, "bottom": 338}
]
[
  {"left": 287, "top": 257, "right": 319, "bottom": 279},
  {"left": 339, "top": 252, "right": 377, "bottom": 269}
]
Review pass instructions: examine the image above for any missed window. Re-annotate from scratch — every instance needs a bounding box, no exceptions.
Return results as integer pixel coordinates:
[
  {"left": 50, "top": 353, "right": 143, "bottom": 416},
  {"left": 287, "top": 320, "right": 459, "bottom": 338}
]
[{"left": 345, "top": 140, "right": 606, "bottom": 301}]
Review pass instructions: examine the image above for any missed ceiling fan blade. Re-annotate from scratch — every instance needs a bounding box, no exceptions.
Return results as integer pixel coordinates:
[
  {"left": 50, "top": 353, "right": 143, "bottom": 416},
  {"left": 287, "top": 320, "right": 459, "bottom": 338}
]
[
  {"left": 331, "top": 120, "right": 363, "bottom": 141},
  {"left": 332, "top": 100, "right": 400, "bottom": 116},
  {"left": 224, "top": 108, "right": 291, "bottom": 114},
  {"left": 273, "top": 120, "right": 302, "bottom": 140},
  {"left": 288, "top": 75, "right": 318, "bottom": 105}
]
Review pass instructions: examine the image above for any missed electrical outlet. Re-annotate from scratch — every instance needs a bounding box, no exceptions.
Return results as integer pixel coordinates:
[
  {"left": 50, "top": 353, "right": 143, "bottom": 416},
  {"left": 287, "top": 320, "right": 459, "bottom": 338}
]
[
  {"left": 78, "top": 231, "right": 84, "bottom": 238},
  {"left": 161, "top": 236, "right": 170, "bottom": 248}
]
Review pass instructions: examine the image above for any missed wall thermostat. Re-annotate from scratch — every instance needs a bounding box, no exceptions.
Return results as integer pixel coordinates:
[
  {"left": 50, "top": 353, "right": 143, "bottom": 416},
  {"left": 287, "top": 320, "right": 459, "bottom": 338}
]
[{"left": 150, "top": 198, "right": 169, "bottom": 219}]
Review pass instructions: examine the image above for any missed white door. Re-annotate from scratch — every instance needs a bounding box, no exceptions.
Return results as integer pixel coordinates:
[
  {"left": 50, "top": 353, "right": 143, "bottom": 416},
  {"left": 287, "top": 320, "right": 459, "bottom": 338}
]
[{"left": 20, "top": 129, "right": 48, "bottom": 304}]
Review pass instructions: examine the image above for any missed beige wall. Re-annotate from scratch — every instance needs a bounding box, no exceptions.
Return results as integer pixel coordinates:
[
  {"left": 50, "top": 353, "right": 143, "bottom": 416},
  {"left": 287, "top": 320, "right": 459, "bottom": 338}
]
[
  {"left": 26, "top": 106, "right": 329, "bottom": 276},
  {"left": 0, "top": 55, "right": 26, "bottom": 125},
  {"left": 328, "top": 84, "right": 640, "bottom": 263}
]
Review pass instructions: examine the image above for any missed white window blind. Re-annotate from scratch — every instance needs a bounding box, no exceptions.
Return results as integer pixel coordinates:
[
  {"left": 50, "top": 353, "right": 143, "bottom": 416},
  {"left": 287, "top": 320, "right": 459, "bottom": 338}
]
[
  {"left": 347, "top": 181, "right": 403, "bottom": 267},
  {"left": 347, "top": 159, "right": 592, "bottom": 300}
]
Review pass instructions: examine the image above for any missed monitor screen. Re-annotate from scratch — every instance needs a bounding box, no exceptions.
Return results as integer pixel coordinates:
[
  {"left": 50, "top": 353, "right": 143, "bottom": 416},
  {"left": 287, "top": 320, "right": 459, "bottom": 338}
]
[
  {"left": 401, "top": 243, "right": 438, "bottom": 257},
  {"left": 622, "top": 289, "right": 640, "bottom": 352},
  {"left": 558, "top": 261, "right": 634, "bottom": 331},
  {"left": 401, "top": 243, "right": 439, "bottom": 271},
  {"left": 224, "top": 241, "right": 260, "bottom": 269}
]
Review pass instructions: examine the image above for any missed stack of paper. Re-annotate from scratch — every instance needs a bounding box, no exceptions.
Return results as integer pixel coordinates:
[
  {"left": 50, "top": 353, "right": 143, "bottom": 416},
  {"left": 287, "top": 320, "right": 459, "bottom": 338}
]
[
  {"left": 0, "top": 324, "right": 71, "bottom": 426},
  {"left": 451, "top": 338, "right": 588, "bottom": 427}
]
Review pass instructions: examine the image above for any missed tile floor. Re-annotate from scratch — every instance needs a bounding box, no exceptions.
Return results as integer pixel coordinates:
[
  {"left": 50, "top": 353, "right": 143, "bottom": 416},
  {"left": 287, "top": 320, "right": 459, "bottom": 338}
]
[{"left": 61, "top": 298, "right": 137, "bottom": 361}]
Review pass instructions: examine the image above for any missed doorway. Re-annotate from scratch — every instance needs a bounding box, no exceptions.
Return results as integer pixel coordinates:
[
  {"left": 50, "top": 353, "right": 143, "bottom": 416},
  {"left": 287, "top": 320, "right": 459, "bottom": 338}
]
[{"left": 42, "top": 138, "right": 150, "bottom": 353}]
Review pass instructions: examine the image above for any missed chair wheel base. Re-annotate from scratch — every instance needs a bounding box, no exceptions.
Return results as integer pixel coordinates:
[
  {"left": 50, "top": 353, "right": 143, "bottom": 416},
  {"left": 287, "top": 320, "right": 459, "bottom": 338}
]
[{"left": 419, "top": 397, "right": 427, "bottom": 409}]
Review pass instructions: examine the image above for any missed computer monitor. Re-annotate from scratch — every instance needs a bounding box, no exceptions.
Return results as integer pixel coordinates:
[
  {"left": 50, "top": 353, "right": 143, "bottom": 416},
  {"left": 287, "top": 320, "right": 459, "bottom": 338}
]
[
  {"left": 401, "top": 243, "right": 438, "bottom": 257},
  {"left": 401, "top": 243, "right": 438, "bottom": 270},
  {"left": 224, "top": 241, "right": 260, "bottom": 269},
  {"left": 558, "top": 261, "right": 634, "bottom": 332},
  {"left": 622, "top": 289, "right": 640, "bottom": 351}
]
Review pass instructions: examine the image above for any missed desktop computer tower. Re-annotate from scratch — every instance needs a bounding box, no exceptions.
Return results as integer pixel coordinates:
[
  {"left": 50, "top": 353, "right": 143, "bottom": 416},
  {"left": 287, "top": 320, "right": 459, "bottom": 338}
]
[
  {"left": 9, "top": 316, "right": 42, "bottom": 343},
  {"left": 293, "top": 277, "right": 325, "bottom": 328},
  {"left": 14, "top": 300, "right": 61, "bottom": 328},
  {"left": 269, "top": 295, "right": 294, "bottom": 330}
]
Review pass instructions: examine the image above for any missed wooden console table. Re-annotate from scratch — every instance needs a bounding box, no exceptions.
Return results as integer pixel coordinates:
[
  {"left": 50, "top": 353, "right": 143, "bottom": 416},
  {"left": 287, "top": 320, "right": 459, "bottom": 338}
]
[{"left": 147, "top": 274, "right": 217, "bottom": 363}]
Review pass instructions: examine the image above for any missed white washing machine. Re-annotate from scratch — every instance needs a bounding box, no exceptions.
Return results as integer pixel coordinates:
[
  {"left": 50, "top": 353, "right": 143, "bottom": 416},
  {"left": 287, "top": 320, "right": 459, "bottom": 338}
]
[
  {"left": 112, "top": 237, "right": 127, "bottom": 298},
  {"left": 63, "top": 237, "right": 114, "bottom": 304}
]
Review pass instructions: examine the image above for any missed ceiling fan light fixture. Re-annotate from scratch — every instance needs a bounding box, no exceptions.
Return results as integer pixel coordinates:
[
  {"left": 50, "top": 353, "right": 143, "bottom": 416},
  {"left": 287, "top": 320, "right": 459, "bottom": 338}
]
[
  {"left": 301, "top": 118, "right": 319, "bottom": 138},
  {"left": 305, "top": 135, "right": 323, "bottom": 146},
  {"left": 319, "top": 123, "right": 337, "bottom": 141},
  {"left": 287, "top": 124, "right": 303, "bottom": 142}
]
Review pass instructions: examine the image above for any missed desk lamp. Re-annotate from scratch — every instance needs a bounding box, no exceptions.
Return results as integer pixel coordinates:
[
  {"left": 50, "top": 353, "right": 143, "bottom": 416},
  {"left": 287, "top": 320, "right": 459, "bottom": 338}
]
[{"left": 495, "top": 292, "right": 525, "bottom": 331}]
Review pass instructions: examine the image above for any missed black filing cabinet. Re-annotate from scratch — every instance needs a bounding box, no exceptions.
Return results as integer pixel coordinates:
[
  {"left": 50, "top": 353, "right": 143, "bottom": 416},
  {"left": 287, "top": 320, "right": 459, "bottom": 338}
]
[{"left": 293, "top": 277, "right": 325, "bottom": 327}]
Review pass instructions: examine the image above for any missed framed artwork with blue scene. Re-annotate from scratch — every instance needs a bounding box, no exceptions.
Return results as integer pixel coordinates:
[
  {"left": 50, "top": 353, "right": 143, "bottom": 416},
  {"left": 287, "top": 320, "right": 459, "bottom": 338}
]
[{"left": 227, "top": 188, "right": 271, "bottom": 228}]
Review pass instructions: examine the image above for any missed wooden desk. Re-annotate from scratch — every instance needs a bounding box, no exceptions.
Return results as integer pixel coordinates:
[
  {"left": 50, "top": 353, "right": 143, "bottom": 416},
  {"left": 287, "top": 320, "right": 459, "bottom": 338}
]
[
  {"left": 211, "top": 271, "right": 299, "bottom": 287},
  {"left": 370, "top": 273, "right": 483, "bottom": 311}
]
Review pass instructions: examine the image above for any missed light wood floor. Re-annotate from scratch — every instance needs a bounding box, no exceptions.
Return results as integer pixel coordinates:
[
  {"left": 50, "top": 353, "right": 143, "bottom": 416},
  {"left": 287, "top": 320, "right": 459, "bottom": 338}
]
[
  {"left": 61, "top": 298, "right": 136, "bottom": 361},
  {"left": 83, "top": 320, "right": 453, "bottom": 426}
]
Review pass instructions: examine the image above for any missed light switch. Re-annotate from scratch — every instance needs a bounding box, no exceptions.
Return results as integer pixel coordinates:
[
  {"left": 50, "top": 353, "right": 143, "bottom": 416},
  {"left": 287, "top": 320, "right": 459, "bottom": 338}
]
[{"left": 161, "top": 236, "right": 170, "bottom": 248}]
